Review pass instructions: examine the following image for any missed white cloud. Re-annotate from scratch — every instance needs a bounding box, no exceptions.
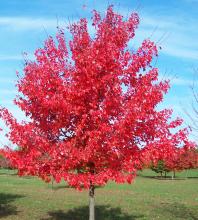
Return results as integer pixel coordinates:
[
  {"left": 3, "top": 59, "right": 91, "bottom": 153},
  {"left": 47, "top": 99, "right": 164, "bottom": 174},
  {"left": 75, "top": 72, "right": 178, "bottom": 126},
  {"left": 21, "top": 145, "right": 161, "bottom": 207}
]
[
  {"left": 183, "top": 0, "right": 198, "bottom": 3},
  {"left": 0, "top": 89, "right": 16, "bottom": 95},
  {"left": 132, "top": 13, "right": 198, "bottom": 61},
  {"left": 0, "top": 77, "right": 15, "bottom": 83},
  {"left": 0, "top": 54, "right": 35, "bottom": 61},
  {"left": 1, "top": 13, "right": 196, "bottom": 61},
  {"left": 0, "top": 100, "right": 14, "bottom": 106},
  {"left": 171, "top": 78, "right": 194, "bottom": 86},
  {"left": 0, "top": 16, "right": 67, "bottom": 31},
  {"left": 158, "top": 75, "right": 195, "bottom": 86},
  {"left": 0, "top": 55, "right": 23, "bottom": 61}
]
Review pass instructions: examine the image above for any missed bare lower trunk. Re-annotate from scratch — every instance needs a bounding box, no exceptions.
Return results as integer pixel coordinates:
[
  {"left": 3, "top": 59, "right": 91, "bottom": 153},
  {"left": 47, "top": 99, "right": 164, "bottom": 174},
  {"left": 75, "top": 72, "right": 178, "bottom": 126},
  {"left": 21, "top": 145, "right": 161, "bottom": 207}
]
[
  {"left": 173, "top": 170, "right": 176, "bottom": 178},
  {"left": 89, "top": 184, "right": 95, "bottom": 220},
  {"left": 172, "top": 170, "right": 176, "bottom": 179},
  {"left": 185, "top": 169, "right": 189, "bottom": 179},
  {"left": 51, "top": 178, "right": 54, "bottom": 189}
]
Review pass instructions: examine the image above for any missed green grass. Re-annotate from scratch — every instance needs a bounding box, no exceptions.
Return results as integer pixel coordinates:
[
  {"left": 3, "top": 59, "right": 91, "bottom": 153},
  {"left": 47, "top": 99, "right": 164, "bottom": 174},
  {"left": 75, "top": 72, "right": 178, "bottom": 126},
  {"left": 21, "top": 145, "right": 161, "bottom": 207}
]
[
  {"left": 137, "top": 168, "right": 198, "bottom": 179},
  {"left": 0, "top": 169, "right": 197, "bottom": 220}
]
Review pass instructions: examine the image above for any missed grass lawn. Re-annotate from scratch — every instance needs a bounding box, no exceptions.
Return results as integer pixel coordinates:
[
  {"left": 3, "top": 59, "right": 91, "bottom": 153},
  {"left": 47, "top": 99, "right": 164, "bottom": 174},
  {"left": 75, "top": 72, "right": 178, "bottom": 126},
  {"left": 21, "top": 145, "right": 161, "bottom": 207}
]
[{"left": 0, "top": 169, "right": 197, "bottom": 220}]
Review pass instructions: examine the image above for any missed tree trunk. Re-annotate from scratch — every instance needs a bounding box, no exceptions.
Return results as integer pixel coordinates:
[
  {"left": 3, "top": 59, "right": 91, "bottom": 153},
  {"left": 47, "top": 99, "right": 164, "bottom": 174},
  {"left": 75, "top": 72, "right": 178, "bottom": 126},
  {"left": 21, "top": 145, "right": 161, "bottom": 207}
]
[
  {"left": 173, "top": 170, "right": 176, "bottom": 178},
  {"left": 51, "top": 178, "right": 54, "bottom": 190},
  {"left": 89, "top": 184, "right": 95, "bottom": 220},
  {"left": 165, "top": 171, "right": 167, "bottom": 178},
  {"left": 185, "top": 169, "right": 189, "bottom": 179}
]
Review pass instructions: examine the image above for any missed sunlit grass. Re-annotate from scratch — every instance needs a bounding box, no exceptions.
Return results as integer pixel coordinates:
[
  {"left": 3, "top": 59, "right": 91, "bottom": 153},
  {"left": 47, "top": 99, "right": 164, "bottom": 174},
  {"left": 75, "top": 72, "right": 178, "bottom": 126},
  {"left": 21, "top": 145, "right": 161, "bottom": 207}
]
[{"left": 0, "top": 169, "right": 197, "bottom": 219}]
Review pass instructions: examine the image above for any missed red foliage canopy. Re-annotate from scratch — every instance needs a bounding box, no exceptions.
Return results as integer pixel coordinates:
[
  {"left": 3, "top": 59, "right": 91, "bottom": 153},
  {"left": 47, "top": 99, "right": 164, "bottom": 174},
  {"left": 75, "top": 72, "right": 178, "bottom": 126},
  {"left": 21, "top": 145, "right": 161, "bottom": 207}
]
[
  {"left": 0, "top": 148, "right": 12, "bottom": 169},
  {"left": 0, "top": 6, "right": 193, "bottom": 189},
  {"left": 178, "top": 148, "right": 198, "bottom": 170}
]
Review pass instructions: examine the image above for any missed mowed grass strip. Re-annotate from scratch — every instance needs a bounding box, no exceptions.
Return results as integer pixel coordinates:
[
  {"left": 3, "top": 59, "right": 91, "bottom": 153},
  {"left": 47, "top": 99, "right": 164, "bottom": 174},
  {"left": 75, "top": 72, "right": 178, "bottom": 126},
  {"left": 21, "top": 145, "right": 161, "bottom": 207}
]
[{"left": 0, "top": 169, "right": 197, "bottom": 220}]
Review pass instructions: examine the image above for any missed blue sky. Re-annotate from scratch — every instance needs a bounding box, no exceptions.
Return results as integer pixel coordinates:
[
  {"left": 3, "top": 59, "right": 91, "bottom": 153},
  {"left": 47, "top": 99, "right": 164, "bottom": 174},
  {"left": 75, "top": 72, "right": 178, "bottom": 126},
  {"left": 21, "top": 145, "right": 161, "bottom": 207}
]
[{"left": 0, "top": 0, "right": 198, "bottom": 144}]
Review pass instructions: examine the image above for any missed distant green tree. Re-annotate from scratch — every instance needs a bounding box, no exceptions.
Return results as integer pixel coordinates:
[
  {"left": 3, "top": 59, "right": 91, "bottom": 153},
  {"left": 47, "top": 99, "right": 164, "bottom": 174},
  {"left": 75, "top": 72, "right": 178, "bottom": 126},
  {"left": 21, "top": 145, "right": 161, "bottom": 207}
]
[{"left": 151, "top": 160, "right": 170, "bottom": 178}]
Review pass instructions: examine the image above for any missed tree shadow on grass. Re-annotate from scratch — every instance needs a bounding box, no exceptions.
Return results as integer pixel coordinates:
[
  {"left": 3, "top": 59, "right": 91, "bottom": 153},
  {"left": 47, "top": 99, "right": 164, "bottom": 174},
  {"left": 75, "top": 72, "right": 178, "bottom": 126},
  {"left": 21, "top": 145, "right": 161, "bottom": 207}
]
[
  {"left": 41, "top": 205, "right": 144, "bottom": 220},
  {"left": 51, "top": 184, "right": 103, "bottom": 191},
  {"left": 137, "top": 175, "right": 157, "bottom": 179},
  {"left": 0, "top": 193, "right": 24, "bottom": 218},
  {"left": 187, "top": 177, "right": 198, "bottom": 179},
  {"left": 0, "top": 171, "right": 17, "bottom": 176},
  {"left": 48, "top": 185, "right": 71, "bottom": 190},
  {"left": 158, "top": 202, "right": 198, "bottom": 220},
  {"left": 138, "top": 175, "right": 188, "bottom": 180}
]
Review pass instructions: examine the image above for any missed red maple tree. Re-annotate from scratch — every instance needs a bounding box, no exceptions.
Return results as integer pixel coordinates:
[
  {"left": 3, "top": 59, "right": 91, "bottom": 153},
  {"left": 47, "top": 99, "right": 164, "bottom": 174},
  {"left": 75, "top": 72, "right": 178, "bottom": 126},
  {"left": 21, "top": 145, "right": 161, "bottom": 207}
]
[
  {"left": 0, "top": 149, "right": 12, "bottom": 169},
  {"left": 176, "top": 148, "right": 198, "bottom": 170},
  {"left": 161, "top": 147, "right": 186, "bottom": 178},
  {"left": 147, "top": 145, "right": 197, "bottom": 179},
  {"left": 163, "top": 147, "right": 198, "bottom": 178},
  {"left": 0, "top": 6, "right": 193, "bottom": 219}
]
